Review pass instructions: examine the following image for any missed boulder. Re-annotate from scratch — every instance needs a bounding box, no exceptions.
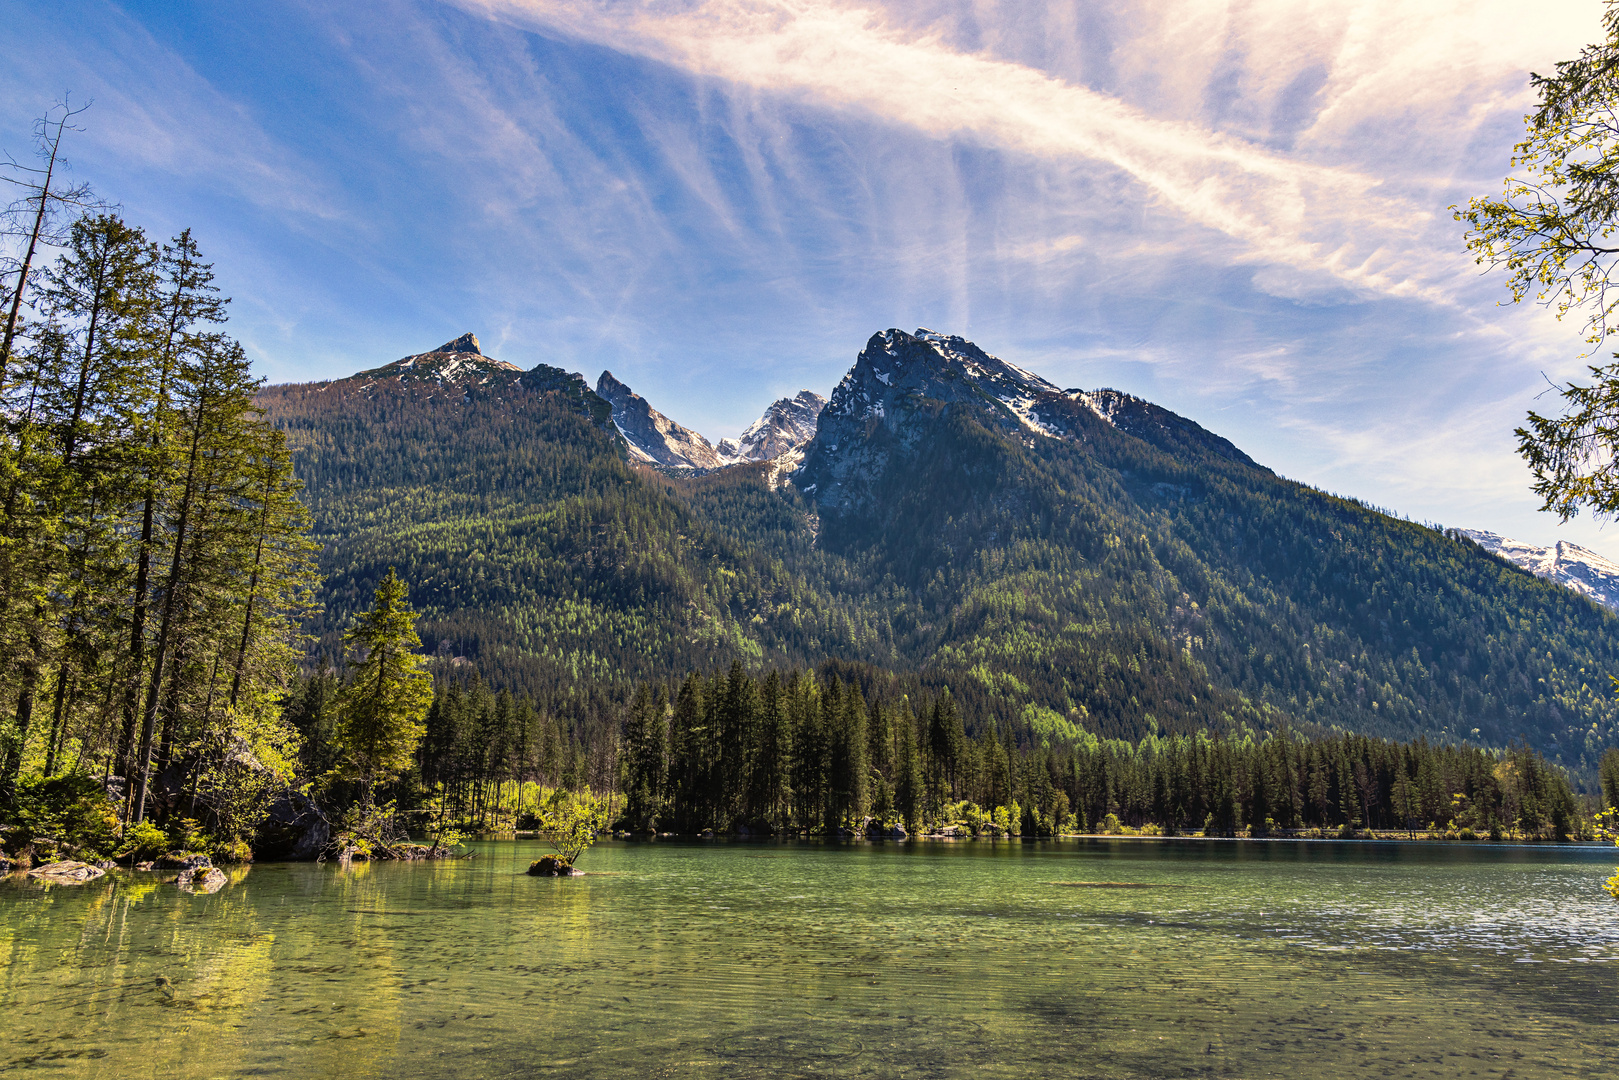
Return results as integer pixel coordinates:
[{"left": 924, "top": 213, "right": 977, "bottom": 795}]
[
  {"left": 176, "top": 867, "right": 228, "bottom": 894},
  {"left": 155, "top": 851, "right": 212, "bottom": 870},
  {"left": 700, "top": 828, "right": 716, "bottom": 839},
  {"left": 527, "top": 856, "right": 581, "bottom": 877},
  {"left": 254, "top": 789, "right": 331, "bottom": 861},
  {"left": 27, "top": 861, "right": 106, "bottom": 884},
  {"left": 135, "top": 861, "right": 156, "bottom": 871}
]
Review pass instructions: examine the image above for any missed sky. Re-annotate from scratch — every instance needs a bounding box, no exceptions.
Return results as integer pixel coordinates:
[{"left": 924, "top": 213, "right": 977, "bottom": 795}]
[{"left": 4, "top": 0, "right": 1615, "bottom": 552}]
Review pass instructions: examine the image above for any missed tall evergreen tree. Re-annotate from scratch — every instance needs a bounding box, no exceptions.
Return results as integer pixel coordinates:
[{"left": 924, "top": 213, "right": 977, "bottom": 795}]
[{"left": 333, "top": 568, "right": 432, "bottom": 806}]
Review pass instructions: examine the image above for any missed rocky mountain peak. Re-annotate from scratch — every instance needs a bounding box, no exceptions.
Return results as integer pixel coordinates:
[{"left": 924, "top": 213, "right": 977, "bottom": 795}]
[
  {"left": 596, "top": 371, "right": 722, "bottom": 469},
  {"left": 1460, "top": 529, "right": 1619, "bottom": 610},
  {"left": 796, "top": 327, "right": 1263, "bottom": 515},
  {"left": 436, "top": 332, "right": 482, "bottom": 355},
  {"left": 348, "top": 334, "right": 521, "bottom": 388},
  {"left": 717, "top": 389, "right": 827, "bottom": 465}
]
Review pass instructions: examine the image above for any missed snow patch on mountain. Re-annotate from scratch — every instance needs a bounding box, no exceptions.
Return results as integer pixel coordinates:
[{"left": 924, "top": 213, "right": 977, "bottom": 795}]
[
  {"left": 717, "top": 390, "right": 826, "bottom": 467},
  {"left": 1461, "top": 530, "right": 1619, "bottom": 611},
  {"left": 348, "top": 333, "right": 524, "bottom": 389},
  {"left": 595, "top": 371, "right": 724, "bottom": 469}
]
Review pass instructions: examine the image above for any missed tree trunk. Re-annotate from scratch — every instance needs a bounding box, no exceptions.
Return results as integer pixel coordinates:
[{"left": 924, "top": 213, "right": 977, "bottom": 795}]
[
  {"left": 2, "top": 658, "right": 40, "bottom": 799},
  {"left": 132, "top": 406, "right": 208, "bottom": 824},
  {"left": 0, "top": 123, "right": 62, "bottom": 392},
  {"left": 43, "top": 662, "right": 70, "bottom": 776}
]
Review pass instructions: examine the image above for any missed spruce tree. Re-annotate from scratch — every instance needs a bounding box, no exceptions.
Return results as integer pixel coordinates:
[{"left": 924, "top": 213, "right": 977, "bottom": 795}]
[{"left": 333, "top": 568, "right": 432, "bottom": 806}]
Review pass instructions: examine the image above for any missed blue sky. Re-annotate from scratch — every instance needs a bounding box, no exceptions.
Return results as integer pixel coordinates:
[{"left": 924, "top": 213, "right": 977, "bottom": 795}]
[{"left": 5, "top": 0, "right": 1614, "bottom": 552}]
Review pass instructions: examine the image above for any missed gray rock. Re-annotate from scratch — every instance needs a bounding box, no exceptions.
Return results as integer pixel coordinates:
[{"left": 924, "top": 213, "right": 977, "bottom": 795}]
[
  {"left": 27, "top": 861, "right": 106, "bottom": 884},
  {"left": 176, "top": 867, "right": 228, "bottom": 893},
  {"left": 255, "top": 790, "right": 330, "bottom": 860},
  {"left": 596, "top": 371, "right": 723, "bottom": 469}
]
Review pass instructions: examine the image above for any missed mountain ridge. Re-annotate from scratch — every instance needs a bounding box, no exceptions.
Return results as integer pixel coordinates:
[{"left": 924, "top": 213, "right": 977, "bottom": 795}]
[
  {"left": 1461, "top": 529, "right": 1619, "bottom": 611},
  {"left": 258, "top": 328, "right": 1619, "bottom": 777}
]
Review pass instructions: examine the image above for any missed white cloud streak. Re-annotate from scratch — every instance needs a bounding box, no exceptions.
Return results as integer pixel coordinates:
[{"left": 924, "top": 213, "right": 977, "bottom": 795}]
[{"left": 452, "top": 0, "right": 1589, "bottom": 304}]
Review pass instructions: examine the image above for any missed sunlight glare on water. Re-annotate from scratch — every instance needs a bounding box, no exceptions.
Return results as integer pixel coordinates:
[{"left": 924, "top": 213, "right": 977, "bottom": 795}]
[{"left": 2, "top": 839, "right": 1616, "bottom": 1078}]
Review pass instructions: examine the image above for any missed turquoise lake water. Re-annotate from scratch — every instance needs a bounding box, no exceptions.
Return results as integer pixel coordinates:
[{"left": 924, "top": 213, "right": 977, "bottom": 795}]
[{"left": 3, "top": 838, "right": 1617, "bottom": 1078}]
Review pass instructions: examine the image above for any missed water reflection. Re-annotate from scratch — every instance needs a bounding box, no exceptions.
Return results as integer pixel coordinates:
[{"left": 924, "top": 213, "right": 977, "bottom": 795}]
[{"left": 2, "top": 839, "right": 1616, "bottom": 1077}]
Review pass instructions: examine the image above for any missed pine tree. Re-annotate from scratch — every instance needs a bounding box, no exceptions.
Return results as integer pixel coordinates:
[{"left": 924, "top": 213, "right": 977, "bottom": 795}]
[{"left": 333, "top": 568, "right": 432, "bottom": 805}]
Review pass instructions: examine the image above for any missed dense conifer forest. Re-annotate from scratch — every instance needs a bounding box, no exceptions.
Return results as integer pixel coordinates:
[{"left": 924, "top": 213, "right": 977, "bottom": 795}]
[{"left": 373, "top": 660, "right": 1603, "bottom": 842}]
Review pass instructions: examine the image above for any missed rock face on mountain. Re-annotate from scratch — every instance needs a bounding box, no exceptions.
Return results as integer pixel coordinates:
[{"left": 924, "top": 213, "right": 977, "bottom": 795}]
[
  {"left": 328, "top": 334, "right": 614, "bottom": 430},
  {"left": 717, "top": 390, "right": 826, "bottom": 465},
  {"left": 796, "top": 327, "right": 1252, "bottom": 517},
  {"left": 1461, "top": 530, "right": 1619, "bottom": 610},
  {"left": 351, "top": 332, "right": 524, "bottom": 388},
  {"left": 1070, "top": 389, "right": 1261, "bottom": 469},
  {"left": 596, "top": 371, "right": 723, "bottom": 469}
]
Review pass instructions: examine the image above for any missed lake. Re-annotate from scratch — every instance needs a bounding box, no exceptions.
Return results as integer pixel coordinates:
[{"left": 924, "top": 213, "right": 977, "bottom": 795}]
[{"left": 2, "top": 839, "right": 1616, "bottom": 1078}]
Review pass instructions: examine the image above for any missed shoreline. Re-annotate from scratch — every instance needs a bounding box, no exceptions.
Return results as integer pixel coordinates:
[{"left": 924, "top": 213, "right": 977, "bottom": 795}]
[{"left": 476, "top": 829, "right": 1612, "bottom": 847}]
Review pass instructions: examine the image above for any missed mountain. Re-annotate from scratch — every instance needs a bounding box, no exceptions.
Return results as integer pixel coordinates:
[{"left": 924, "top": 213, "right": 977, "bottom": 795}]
[
  {"left": 349, "top": 332, "right": 524, "bottom": 389},
  {"left": 259, "top": 342, "right": 783, "bottom": 720},
  {"left": 795, "top": 328, "right": 1619, "bottom": 766},
  {"left": 1461, "top": 530, "right": 1619, "bottom": 610},
  {"left": 716, "top": 390, "right": 827, "bottom": 484},
  {"left": 260, "top": 329, "right": 1619, "bottom": 777},
  {"left": 596, "top": 371, "right": 724, "bottom": 469}
]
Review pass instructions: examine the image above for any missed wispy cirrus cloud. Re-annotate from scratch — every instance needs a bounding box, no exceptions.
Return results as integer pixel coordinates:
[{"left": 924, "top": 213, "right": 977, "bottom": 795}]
[
  {"left": 450, "top": 0, "right": 1558, "bottom": 304},
  {"left": 7, "top": 0, "right": 1613, "bottom": 549}
]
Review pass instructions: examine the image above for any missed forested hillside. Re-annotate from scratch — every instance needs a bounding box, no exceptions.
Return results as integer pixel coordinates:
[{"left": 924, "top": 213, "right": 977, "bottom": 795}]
[{"left": 259, "top": 330, "right": 1619, "bottom": 782}]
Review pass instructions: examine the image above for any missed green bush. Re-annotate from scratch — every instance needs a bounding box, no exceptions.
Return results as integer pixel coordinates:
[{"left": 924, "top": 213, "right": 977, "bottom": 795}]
[
  {"left": 8, "top": 774, "right": 119, "bottom": 856},
  {"left": 116, "top": 821, "right": 168, "bottom": 860}
]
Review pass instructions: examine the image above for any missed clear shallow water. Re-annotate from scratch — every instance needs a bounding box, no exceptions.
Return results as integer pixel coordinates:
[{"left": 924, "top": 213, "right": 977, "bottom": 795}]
[{"left": 3, "top": 839, "right": 1617, "bottom": 1079}]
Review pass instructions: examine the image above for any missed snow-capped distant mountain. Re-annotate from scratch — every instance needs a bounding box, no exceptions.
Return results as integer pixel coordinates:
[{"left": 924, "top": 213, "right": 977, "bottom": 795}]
[
  {"left": 716, "top": 390, "right": 826, "bottom": 475},
  {"left": 1460, "top": 530, "right": 1619, "bottom": 611},
  {"left": 350, "top": 333, "right": 523, "bottom": 387},
  {"left": 595, "top": 371, "right": 724, "bottom": 469}
]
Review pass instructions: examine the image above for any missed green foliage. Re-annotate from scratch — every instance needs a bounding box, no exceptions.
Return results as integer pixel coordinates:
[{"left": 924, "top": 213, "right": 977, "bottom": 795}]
[
  {"left": 8, "top": 772, "right": 118, "bottom": 854},
  {"left": 1457, "top": 2, "right": 1619, "bottom": 519},
  {"left": 116, "top": 820, "right": 166, "bottom": 859},
  {"left": 1, "top": 205, "right": 316, "bottom": 845},
  {"left": 537, "top": 788, "right": 610, "bottom": 865},
  {"left": 565, "top": 660, "right": 1589, "bottom": 840},
  {"left": 335, "top": 568, "right": 432, "bottom": 797}
]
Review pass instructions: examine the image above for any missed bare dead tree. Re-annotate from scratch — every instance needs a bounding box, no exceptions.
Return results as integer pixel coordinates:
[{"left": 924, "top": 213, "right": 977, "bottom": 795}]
[{"left": 1, "top": 96, "right": 108, "bottom": 394}]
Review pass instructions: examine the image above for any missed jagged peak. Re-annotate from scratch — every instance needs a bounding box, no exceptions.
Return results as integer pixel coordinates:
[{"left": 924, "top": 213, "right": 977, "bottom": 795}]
[
  {"left": 595, "top": 370, "right": 721, "bottom": 469},
  {"left": 347, "top": 334, "right": 521, "bottom": 386},
  {"left": 435, "top": 332, "right": 482, "bottom": 355}
]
